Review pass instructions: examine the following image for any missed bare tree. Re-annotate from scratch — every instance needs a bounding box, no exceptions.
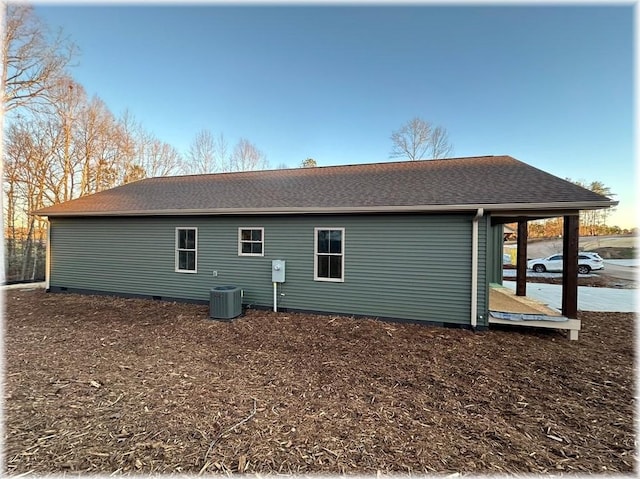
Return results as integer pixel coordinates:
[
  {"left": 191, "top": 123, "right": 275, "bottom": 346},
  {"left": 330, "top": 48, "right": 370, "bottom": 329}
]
[
  {"left": 2, "top": 3, "right": 76, "bottom": 113},
  {"left": 113, "top": 110, "right": 145, "bottom": 184},
  {"left": 230, "top": 138, "right": 267, "bottom": 172},
  {"left": 76, "top": 95, "right": 123, "bottom": 194},
  {"left": 183, "top": 131, "right": 271, "bottom": 174},
  {"left": 0, "top": 4, "right": 5, "bottom": 284},
  {"left": 4, "top": 123, "right": 25, "bottom": 277},
  {"left": 429, "top": 125, "right": 453, "bottom": 159},
  {"left": 47, "top": 75, "right": 86, "bottom": 202},
  {"left": 138, "top": 132, "right": 183, "bottom": 178},
  {"left": 1, "top": 3, "right": 74, "bottom": 283},
  {"left": 5, "top": 117, "right": 57, "bottom": 279},
  {"left": 390, "top": 116, "right": 453, "bottom": 160},
  {"left": 214, "top": 133, "right": 231, "bottom": 172},
  {"left": 1, "top": 4, "right": 199, "bottom": 281},
  {"left": 186, "top": 130, "right": 224, "bottom": 174},
  {"left": 112, "top": 112, "right": 183, "bottom": 181}
]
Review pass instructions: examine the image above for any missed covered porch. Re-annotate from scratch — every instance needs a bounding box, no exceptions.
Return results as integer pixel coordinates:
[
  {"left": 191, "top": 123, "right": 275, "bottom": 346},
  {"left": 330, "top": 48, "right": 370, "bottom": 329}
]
[
  {"left": 488, "top": 212, "right": 582, "bottom": 340},
  {"left": 488, "top": 282, "right": 581, "bottom": 340}
]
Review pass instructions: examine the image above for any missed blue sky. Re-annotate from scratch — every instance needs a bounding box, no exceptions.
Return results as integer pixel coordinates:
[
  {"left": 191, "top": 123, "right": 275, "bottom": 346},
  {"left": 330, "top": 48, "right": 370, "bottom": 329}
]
[{"left": 34, "top": 3, "right": 635, "bottom": 228}]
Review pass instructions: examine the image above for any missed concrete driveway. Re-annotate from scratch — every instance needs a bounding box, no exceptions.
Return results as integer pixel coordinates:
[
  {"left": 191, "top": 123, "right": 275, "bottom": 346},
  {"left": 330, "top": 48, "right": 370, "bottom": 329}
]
[
  {"left": 600, "top": 260, "right": 638, "bottom": 281},
  {"left": 502, "top": 280, "right": 637, "bottom": 313},
  {"left": 2, "top": 282, "right": 46, "bottom": 291}
]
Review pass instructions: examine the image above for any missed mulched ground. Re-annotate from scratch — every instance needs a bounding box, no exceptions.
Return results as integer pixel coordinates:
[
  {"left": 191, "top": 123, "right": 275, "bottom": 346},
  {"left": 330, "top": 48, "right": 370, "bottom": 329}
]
[{"left": 4, "top": 289, "right": 636, "bottom": 475}]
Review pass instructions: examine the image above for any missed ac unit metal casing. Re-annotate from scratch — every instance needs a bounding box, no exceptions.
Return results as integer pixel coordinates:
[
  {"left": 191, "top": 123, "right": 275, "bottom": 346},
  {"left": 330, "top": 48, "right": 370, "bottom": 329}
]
[{"left": 210, "top": 285, "right": 242, "bottom": 319}]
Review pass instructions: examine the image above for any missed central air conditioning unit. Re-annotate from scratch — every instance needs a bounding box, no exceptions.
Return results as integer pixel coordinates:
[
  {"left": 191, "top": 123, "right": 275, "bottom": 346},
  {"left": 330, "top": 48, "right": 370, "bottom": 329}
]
[{"left": 210, "top": 285, "right": 242, "bottom": 319}]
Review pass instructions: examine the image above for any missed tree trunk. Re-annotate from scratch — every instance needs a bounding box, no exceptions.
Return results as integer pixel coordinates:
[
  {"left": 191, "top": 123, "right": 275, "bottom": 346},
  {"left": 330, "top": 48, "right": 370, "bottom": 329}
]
[{"left": 20, "top": 218, "right": 34, "bottom": 280}]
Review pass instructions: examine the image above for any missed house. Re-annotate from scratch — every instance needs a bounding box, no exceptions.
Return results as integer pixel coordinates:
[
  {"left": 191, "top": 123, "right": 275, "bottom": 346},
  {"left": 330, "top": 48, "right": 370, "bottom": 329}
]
[{"left": 34, "top": 155, "right": 616, "bottom": 332}]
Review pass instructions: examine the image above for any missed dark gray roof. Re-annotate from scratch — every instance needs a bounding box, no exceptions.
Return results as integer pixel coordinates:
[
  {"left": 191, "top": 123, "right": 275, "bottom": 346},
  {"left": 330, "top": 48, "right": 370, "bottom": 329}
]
[{"left": 35, "top": 155, "right": 616, "bottom": 217}]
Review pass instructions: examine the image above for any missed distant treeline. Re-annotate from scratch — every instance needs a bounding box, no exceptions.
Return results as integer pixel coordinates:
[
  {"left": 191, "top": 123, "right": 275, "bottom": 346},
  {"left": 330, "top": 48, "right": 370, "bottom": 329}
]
[
  {"left": 525, "top": 221, "right": 634, "bottom": 239},
  {"left": 3, "top": 5, "right": 269, "bottom": 283}
]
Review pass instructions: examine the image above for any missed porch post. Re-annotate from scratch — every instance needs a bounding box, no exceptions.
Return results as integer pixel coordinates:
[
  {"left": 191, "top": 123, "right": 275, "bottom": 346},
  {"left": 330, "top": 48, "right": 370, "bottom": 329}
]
[
  {"left": 562, "top": 215, "right": 579, "bottom": 318},
  {"left": 516, "top": 218, "right": 528, "bottom": 296},
  {"left": 45, "top": 219, "right": 51, "bottom": 291}
]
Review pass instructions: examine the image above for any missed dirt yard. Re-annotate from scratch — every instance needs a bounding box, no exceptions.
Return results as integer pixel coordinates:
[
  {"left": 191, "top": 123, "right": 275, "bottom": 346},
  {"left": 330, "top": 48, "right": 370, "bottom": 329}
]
[
  {"left": 4, "top": 289, "right": 636, "bottom": 475},
  {"left": 502, "top": 265, "right": 637, "bottom": 289}
]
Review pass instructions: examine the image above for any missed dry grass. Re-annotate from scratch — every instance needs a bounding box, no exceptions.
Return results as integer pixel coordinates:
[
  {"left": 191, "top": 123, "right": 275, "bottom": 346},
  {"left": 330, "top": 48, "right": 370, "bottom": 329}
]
[{"left": 4, "top": 289, "right": 636, "bottom": 474}]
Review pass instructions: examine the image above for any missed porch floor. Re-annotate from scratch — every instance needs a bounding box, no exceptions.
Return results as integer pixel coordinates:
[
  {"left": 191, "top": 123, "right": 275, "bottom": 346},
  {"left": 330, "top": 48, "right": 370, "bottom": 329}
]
[{"left": 488, "top": 283, "right": 581, "bottom": 340}]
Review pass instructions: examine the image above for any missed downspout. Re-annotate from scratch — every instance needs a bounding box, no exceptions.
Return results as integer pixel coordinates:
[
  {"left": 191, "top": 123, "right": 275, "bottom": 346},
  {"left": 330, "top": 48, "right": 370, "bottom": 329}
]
[
  {"left": 471, "top": 208, "right": 484, "bottom": 329},
  {"left": 45, "top": 218, "right": 51, "bottom": 291}
]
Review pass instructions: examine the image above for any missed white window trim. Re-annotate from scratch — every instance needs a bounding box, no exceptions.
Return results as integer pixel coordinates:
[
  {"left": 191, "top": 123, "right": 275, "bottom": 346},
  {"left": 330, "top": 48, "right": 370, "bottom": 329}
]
[
  {"left": 314, "top": 227, "right": 345, "bottom": 282},
  {"left": 238, "top": 227, "right": 265, "bottom": 257},
  {"left": 175, "top": 227, "right": 198, "bottom": 273}
]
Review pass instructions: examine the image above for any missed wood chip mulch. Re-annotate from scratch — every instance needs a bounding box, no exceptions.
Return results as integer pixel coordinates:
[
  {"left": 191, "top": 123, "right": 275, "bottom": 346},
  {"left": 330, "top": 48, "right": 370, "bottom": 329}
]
[{"left": 4, "top": 289, "right": 637, "bottom": 475}]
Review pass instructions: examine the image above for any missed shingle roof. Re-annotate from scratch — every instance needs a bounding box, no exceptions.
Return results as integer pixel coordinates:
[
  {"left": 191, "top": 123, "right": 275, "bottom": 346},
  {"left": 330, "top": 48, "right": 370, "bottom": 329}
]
[{"left": 34, "top": 155, "right": 616, "bottom": 217}]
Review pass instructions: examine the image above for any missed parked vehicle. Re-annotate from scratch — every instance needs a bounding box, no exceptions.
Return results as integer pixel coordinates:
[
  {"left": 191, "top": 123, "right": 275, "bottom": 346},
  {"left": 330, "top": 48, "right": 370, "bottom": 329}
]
[
  {"left": 527, "top": 252, "right": 604, "bottom": 274},
  {"left": 580, "top": 252, "right": 605, "bottom": 262}
]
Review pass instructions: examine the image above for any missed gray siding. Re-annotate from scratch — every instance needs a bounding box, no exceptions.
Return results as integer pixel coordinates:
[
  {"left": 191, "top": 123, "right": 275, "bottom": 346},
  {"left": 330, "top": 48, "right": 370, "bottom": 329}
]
[{"left": 50, "top": 214, "right": 488, "bottom": 326}]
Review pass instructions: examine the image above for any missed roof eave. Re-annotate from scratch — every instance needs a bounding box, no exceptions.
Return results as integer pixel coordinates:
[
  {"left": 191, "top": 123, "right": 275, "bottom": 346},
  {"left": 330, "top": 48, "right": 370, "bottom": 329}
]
[{"left": 34, "top": 200, "right": 618, "bottom": 217}]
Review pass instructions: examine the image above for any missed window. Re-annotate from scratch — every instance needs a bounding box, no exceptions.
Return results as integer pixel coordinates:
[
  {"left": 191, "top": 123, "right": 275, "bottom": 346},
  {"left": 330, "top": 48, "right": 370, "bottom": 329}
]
[
  {"left": 314, "top": 228, "right": 344, "bottom": 281},
  {"left": 238, "top": 228, "right": 264, "bottom": 256},
  {"left": 175, "top": 227, "right": 197, "bottom": 273}
]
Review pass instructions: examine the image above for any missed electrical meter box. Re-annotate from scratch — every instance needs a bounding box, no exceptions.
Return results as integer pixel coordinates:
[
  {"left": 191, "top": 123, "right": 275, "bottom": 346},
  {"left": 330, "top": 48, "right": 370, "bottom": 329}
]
[{"left": 272, "top": 260, "right": 285, "bottom": 283}]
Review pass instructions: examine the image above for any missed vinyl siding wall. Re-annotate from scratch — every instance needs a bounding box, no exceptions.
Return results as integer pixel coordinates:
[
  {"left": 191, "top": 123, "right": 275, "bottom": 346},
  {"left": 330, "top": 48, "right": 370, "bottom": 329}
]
[{"left": 49, "top": 213, "right": 489, "bottom": 326}]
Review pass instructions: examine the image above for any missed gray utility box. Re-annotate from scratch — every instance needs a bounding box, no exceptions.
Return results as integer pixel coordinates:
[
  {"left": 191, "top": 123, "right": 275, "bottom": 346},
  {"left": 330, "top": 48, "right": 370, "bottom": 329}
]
[
  {"left": 210, "top": 285, "right": 242, "bottom": 319},
  {"left": 272, "top": 259, "right": 285, "bottom": 283}
]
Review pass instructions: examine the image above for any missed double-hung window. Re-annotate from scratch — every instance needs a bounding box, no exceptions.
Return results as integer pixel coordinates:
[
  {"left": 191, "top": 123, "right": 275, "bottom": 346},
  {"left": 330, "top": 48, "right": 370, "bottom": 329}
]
[
  {"left": 238, "top": 227, "right": 264, "bottom": 256},
  {"left": 175, "top": 227, "right": 197, "bottom": 273},
  {"left": 314, "top": 227, "right": 344, "bottom": 282}
]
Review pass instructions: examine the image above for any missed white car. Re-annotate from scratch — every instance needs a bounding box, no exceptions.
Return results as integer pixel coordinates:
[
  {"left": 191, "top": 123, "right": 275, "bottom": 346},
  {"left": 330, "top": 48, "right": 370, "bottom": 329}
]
[{"left": 527, "top": 252, "right": 604, "bottom": 274}]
